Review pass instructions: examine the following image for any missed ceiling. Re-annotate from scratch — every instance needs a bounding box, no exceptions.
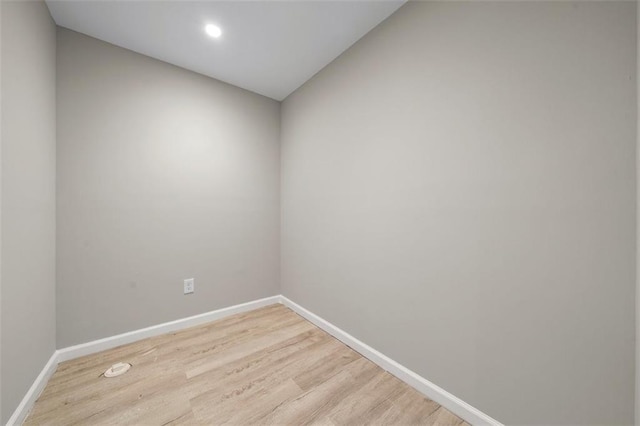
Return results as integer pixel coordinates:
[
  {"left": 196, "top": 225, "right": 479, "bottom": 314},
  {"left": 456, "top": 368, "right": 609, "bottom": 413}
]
[{"left": 46, "top": 1, "right": 405, "bottom": 101}]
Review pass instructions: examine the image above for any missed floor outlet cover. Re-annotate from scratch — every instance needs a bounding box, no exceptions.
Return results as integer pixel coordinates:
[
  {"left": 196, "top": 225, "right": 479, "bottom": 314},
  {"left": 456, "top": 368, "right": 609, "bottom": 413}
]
[{"left": 104, "top": 362, "right": 131, "bottom": 378}]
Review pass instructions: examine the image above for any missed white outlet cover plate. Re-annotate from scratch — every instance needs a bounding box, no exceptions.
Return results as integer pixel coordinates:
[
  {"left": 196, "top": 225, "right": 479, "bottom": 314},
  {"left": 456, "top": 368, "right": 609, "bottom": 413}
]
[{"left": 184, "top": 278, "right": 194, "bottom": 294}]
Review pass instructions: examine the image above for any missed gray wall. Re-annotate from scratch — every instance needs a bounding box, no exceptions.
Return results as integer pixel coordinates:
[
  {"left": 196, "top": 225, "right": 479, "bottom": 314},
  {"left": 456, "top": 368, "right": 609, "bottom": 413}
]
[
  {"left": 281, "top": 2, "right": 637, "bottom": 425},
  {"left": 637, "top": 1, "right": 640, "bottom": 422},
  {"left": 56, "top": 29, "right": 281, "bottom": 347},
  {"left": 1, "top": 1, "right": 57, "bottom": 423},
  {"left": 1, "top": 2, "right": 3, "bottom": 421}
]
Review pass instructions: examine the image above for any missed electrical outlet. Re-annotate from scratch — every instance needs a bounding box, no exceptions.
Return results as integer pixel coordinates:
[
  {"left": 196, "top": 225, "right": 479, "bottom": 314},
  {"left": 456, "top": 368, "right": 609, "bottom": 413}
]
[{"left": 184, "top": 278, "right": 194, "bottom": 294}]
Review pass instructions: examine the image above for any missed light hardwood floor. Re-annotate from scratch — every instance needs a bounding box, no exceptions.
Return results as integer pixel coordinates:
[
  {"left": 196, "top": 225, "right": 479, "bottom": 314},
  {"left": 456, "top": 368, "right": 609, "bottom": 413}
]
[{"left": 25, "top": 304, "right": 469, "bottom": 425}]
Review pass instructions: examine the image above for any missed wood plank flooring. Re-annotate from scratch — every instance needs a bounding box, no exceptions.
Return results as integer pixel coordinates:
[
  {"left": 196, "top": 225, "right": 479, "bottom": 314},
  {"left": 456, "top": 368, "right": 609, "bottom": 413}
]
[{"left": 25, "top": 304, "right": 469, "bottom": 425}]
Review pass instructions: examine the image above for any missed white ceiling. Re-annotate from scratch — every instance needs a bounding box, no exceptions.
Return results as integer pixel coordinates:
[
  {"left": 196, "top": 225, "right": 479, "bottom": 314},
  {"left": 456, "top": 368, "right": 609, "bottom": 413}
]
[{"left": 46, "top": 1, "right": 405, "bottom": 101}]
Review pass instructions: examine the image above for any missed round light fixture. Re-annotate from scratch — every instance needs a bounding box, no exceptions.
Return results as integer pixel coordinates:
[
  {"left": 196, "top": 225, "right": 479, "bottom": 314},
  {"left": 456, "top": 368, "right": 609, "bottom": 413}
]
[{"left": 205, "top": 24, "right": 222, "bottom": 38}]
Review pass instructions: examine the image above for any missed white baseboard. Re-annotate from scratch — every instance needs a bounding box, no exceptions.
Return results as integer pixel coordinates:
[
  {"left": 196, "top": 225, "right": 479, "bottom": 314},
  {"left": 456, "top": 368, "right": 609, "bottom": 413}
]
[
  {"left": 6, "top": 352, "right": 58, "bottom": 426},
  {"left": 56, "top": 295, "right": 281, "bottom": 363},
  {"left": 280, "top": 296, "right": 502, "bottom": 426},
  {"left": 8, "top": 294, "right": 500, "bottom": 426}
]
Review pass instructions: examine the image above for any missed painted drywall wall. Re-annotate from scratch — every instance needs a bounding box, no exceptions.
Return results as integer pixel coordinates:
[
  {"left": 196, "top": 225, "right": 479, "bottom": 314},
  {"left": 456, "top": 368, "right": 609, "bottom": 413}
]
[
  {"left": 56, "top": 28, "right": 281, "bottom": 347},
  {"left": 1, "top": 1, "right": 3, "bottom": 421},
  {"left": 281, "top": 2, "right": 637, "bottom": 424},
  {"left": 0, "top": 0, "right": 2, "bottom": 419},
  {"left": 636, "top": 2, "right": 640, "bottom": 423},
  {"left": 1, "top": 1, "right": 57, "bottom": 422}
]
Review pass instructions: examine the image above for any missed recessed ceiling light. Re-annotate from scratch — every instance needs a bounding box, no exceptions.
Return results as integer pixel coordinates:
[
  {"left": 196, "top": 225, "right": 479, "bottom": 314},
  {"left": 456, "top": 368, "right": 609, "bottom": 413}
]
[{"left": 205, "top": 24, "right": 222, "bottom": 39}]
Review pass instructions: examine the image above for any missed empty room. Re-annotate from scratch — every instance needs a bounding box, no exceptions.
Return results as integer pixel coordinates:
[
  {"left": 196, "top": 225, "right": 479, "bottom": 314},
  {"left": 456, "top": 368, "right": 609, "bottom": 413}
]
[{"left": 1, "top": 0, "right": 638, "bottom": 425}]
